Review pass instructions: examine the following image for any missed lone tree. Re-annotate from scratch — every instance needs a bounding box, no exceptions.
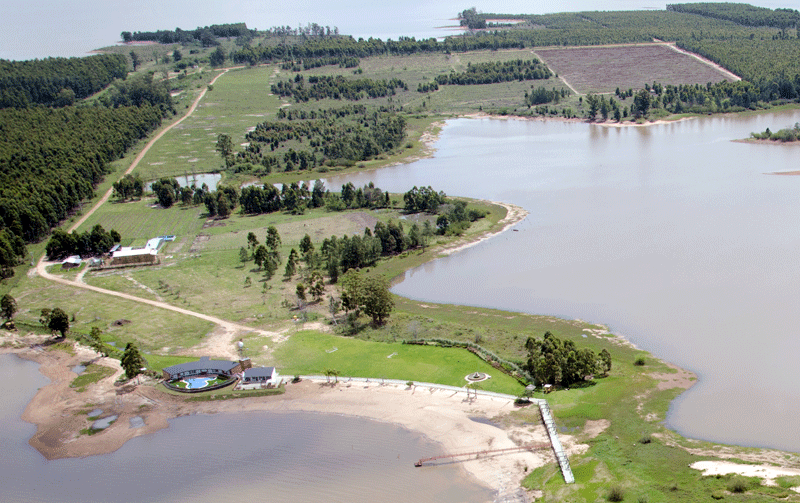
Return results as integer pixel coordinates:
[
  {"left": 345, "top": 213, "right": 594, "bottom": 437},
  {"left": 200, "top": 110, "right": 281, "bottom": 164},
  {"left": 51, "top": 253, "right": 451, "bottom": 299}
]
[
  {"left": 1, "top": 293, "right": 16, "bottom": 320},
  {"left": 48, "top": 307, "right": 70, "bottom": 338},
  {"left": 121, "top": 342, "right": 145, "bottom": 379}
]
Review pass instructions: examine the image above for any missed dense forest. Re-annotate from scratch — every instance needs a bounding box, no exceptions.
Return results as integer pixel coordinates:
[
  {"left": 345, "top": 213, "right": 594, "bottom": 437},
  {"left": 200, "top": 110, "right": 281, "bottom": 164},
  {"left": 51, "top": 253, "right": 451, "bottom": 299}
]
[
  {"left": 667, "top": 3, "right": 800, "bottom": 28},
  {"left": 0, "top": 54, "right": 173, "bottom": 278},
  {"left": 0, "top": 54, "right": 127, "bottom": 108}
]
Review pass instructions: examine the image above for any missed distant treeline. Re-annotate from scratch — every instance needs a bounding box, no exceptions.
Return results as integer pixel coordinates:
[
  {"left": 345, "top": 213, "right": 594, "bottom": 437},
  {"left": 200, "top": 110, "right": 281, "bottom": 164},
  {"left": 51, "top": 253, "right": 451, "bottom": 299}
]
[
  {"left": 667, "top": 3, "right": 800, "bottom": 29},
  {"left": 271, "top": 75, "right": 407, "bottom": 102},
  {"left": 280, "top": 56, "right": 360, "bottom": 72},
  {"left": 434, "top": 59, "right": 551, "bottom": 85},
  {"left": 121, "top": 23, "right": 253, "bottom": 46},
  {"left": 0, "top": 54, "right": 127, "bottom": 108}
]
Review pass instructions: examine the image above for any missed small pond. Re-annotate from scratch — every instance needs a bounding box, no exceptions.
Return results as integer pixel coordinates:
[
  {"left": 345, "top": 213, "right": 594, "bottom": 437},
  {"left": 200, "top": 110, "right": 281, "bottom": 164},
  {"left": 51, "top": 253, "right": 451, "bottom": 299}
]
[{"left": 151, "top": 173, "right": 222, "bottom": 192}]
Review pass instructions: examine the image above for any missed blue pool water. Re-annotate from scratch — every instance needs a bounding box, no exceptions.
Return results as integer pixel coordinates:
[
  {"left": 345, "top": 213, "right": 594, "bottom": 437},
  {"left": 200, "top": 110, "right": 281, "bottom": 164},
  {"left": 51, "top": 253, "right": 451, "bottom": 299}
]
[{"left": 183, "top": 378, "right": 211, "bottom": 389}]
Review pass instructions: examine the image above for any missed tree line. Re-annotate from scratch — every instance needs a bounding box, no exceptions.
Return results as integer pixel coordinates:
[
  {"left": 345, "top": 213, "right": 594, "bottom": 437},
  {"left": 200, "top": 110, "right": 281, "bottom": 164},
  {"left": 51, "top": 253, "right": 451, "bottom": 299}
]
[
  {"left": 434, "top": 59, "right": 552, "bottom": 85},
  {"left": 667, "top": 3, "right": 800, "bottom": 29},
  {"left": 120, "top": 23, "right": 253, "bottom": 46},
  {"left": 0, "top": 54, "right": 127, "bottom": 108},
  {"left": 271, "top": 74, "right": 407, "bottom": 102},
  {"left": 45, "top": 224, "right": 121, "bottom": 260},
  {"left": 279, "top": 55, "right": 360, "bottom": 72}
]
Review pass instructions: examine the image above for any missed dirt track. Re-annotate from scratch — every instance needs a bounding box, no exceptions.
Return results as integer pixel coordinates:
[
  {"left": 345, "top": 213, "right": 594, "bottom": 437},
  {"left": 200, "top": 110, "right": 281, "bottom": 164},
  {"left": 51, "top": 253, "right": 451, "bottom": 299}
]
[{"left": 38, "top": 65, "right": 273, "bottom": 360}]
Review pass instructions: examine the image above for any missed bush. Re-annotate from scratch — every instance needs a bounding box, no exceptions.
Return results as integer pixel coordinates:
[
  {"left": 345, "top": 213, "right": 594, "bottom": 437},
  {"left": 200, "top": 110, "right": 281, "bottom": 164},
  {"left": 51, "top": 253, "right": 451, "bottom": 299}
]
[
  {"left": 711, "top": 490, "right": 724, "bottom": 500},
  {"left": 639, "top": 434, "right": 652, "bottom": 444},
  {"left": 607, "top": 485, "right": 625, "bottom": 502},
  {"left": 727, "top": 476, "right": 749, "bottom": 493},
  {"left": 634, "top": 356, "right": 646, "bottom": 366}
]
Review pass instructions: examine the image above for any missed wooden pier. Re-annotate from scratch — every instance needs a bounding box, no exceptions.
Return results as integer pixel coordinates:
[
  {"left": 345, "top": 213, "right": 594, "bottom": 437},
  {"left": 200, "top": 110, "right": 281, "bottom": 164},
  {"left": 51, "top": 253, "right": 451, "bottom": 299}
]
[{"left": 414, "top": 443, "right": 550, "bottom": 467}]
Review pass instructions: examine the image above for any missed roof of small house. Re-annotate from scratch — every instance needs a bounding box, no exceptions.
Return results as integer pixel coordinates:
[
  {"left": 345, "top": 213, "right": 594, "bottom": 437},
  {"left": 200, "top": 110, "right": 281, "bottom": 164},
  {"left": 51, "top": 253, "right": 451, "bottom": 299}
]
[
  {"left": 163, "top": 356, "right": 239, "bottom": 377},
  {"left": 62, "top": 255, "right": 82, "bottom": 265},
  {"left": 243, "top": 367, "right": 276, "bottom": 379}
]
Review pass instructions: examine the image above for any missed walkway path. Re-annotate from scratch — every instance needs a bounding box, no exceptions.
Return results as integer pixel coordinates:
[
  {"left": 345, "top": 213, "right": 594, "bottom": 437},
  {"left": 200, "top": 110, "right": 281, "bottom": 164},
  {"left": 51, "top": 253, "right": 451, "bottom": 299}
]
[
  {"left": 36, "top": 258, "right": 278, "bottom": 359},
  {"left": 37, "top": 65, "right": 273, "bottom": 360},
  {"left": 68, "top": 66, "right": 242, "bottom": 233}
]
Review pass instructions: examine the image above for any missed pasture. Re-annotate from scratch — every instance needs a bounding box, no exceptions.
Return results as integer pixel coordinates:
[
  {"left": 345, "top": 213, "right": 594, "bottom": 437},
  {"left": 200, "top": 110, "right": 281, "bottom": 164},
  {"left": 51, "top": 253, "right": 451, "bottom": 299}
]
[{"left": 534, "top": 43, "right": 736, "bottom": 94}]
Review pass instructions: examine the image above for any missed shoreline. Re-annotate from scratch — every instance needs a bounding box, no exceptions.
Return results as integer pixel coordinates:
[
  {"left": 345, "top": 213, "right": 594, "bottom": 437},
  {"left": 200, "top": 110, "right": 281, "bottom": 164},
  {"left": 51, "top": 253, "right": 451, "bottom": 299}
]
[{"left": 2, "top": 342, "right": 560, "bottom": 498}]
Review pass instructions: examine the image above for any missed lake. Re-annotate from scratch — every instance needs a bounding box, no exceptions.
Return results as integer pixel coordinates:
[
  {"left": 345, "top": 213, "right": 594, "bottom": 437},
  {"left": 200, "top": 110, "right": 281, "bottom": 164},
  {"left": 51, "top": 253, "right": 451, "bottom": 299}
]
[
  {"left": 326, "top": 109, "right": 800, "bottom": 452},
  {"left": 0, "top": 354, "right": 492, "bottom": 503},
  {"left": 0, "top": 0, "right": 788, "bottom": 61}
]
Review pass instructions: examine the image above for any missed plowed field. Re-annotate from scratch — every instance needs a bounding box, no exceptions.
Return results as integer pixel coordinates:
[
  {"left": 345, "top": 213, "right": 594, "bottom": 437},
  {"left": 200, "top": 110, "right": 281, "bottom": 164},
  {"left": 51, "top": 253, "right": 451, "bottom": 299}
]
[{"left": 534, "top": 43, "right": 736, "bottom": 94}]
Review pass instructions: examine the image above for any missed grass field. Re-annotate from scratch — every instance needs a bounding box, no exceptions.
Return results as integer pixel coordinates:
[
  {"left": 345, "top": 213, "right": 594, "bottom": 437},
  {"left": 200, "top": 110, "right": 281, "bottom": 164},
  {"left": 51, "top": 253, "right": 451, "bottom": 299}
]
[
  {"left": 273, "top": 330, "right": 524, "bottom": 394},
  {"left": 534, "top": 43, "right": 735, "bottom": 95},
  {"left": 135, "top": 65, "right": 282, "bottom": 180},
  {"left": 13, "top": 277, "right": 215, "bottom": 353}
]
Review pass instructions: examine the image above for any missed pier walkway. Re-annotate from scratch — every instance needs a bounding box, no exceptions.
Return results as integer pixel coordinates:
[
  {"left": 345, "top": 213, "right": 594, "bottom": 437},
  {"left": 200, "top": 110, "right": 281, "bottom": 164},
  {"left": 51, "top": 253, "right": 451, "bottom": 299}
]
[{"left": 300, "top": 375, "right": 575, "bottom": 484}]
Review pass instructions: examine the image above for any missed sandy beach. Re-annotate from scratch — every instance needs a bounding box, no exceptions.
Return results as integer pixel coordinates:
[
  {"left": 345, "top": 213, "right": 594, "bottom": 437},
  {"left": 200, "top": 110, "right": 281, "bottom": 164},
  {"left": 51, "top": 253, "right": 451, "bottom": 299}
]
[{"left": 2, "top": 337, "right": 568, "bottom": 498}]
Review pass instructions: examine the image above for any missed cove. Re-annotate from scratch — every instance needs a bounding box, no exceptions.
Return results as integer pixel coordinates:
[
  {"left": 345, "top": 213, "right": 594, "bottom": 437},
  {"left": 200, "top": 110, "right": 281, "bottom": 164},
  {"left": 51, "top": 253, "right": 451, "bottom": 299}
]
[
  {"left": 327, "top": 109, "right": 800, "bottom": 452},
  {"left": 0, "top": 355, "right": 492, "bottom": 503}
]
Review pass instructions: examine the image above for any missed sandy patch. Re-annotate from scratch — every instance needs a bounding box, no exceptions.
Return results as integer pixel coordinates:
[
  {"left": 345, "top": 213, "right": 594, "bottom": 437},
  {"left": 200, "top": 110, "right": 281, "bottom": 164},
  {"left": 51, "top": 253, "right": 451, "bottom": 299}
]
[
  {"left": 692, "top": 460, "right": 800, "bottom": 487},
  {"left": 583, "top": 419, "right": 610, "bottom": 439},
  {"left": 648, "top": 362, "right": 696, "bottom": 391},
  {"left": 440, "top": 201, "right": 528, "bottom": 256},
  {"left": 6, "top": 342, "right": 552, "bottom": 498}
]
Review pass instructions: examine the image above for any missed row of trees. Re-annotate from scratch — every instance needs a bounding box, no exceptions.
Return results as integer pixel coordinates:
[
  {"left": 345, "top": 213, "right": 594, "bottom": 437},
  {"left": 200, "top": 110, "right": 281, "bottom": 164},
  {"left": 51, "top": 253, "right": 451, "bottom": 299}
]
[
  {"left": 271, "top": 75, "right": 407, "bottom": 102},
  {"left": 280, "top": 56, "right": 360, "bottom": 72},
  {"left": 434, "top": 59, "right": 552, "bottom": 85},
  {"left": 45, "top": 225, "right": 121, "bottom": 260},
  {"left": 524, "top": 331, "right": 612, "bottom": 387},
  {"left": 0, "top": 54, "right": 127, "bottom": 108},
  {"left": 120, "top": 23, "right": 253, "bottom": 46}
]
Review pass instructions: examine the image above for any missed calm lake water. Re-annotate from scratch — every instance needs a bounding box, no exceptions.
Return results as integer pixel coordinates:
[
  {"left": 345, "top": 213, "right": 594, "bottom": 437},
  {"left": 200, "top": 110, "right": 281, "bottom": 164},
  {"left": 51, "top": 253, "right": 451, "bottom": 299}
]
[
  {"left": 0, "top": 354, "right": 492, "bottom": 503},
  {"left": 327, "top": 109, "right": 800, "bottom": 452},
  {"left": 0, "top": 0, "right": 788, "bottom": 60}
]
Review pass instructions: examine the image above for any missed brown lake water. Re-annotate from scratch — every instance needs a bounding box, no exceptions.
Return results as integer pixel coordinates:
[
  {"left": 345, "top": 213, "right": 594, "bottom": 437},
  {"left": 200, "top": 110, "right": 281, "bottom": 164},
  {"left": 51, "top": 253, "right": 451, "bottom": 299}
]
[
  {"left": 0, "top": 355, "right": 492, "bottom": 503},
  {"left": 327, "top": 109, "right": 800, "bottom": 452}
]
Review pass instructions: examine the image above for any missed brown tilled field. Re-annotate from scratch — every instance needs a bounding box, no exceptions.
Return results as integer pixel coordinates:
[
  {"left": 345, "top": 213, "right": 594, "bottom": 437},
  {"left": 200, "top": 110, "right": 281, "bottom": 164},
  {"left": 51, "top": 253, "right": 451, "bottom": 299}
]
[{"left": 533, "top": 43, "right": 736, "bottom": 94}]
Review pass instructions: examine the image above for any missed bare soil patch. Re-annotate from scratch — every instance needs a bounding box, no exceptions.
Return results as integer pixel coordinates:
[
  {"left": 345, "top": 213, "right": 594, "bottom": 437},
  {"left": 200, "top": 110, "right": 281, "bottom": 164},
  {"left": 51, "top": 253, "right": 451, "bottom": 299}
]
[{"left": 533, "top": 43, "right": 735, "bottom": 94}]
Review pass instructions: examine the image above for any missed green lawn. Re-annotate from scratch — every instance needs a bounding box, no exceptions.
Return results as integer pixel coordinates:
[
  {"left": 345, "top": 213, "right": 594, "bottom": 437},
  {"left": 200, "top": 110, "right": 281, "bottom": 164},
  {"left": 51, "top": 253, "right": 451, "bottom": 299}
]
[{"left": 273, "top": 330, "right": 524, "bottom": 395}]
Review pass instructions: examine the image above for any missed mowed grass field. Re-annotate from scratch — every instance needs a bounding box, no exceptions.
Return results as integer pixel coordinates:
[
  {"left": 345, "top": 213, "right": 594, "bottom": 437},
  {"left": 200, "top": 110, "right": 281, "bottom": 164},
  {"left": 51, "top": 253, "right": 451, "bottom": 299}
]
[
  {"left": 135, "top": 65, "right": 283, "bottom": 180},
  {"left": 273, "top": 330, "right": 524, "bottom": 394},
  {"left": 534, "top": 43, "right": 736, "bottom": 94}
]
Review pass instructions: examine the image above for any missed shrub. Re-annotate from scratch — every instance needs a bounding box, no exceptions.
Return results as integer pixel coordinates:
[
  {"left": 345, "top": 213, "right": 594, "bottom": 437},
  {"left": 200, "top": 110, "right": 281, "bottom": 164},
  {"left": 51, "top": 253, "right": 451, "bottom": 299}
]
[
  {"left": 634, "top": 356, "right": 646, "bottom": 366},
  {"left": 639, "top": 434, "right": 652, "bottom": 444},
  {"left": 710, "top": 491, "right": 724, "bottom": 500},
  {"left": 607, "top": 485, "right": 625, "bottom": 502},
  {"left": 727, "top": 476, "right": 749, "bottom": 493},
  {"left": 637, "top": 496, "right": 648, "bottom": 503}
]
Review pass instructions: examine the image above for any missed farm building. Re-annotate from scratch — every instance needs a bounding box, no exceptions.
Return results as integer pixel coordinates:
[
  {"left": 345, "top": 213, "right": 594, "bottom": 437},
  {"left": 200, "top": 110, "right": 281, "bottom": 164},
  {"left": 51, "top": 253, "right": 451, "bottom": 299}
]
[
  {"left": 242, "top": 366, "right": 280, "bottom": 386},
  {"left": 161, "top": 356, "right": 253, "bottom": 381},
  {"left": 61, "top": 255, "right": 82, "bottom": 269},
  {"left": 109, "top": 236, "right": 169, "bottom": 266}
]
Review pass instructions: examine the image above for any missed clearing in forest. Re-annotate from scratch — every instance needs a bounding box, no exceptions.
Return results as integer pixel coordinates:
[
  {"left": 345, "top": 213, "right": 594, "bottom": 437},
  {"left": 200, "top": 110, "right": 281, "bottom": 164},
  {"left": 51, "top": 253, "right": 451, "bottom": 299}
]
[{"left": 533, "top": 43, "right": 736, "bottom": 95}]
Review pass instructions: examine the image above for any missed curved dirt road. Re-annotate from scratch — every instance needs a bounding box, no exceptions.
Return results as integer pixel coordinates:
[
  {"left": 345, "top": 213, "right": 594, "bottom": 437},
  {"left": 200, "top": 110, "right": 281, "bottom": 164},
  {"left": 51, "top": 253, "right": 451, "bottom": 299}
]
[
  {"left": 36, "top": 259, "right": 278, "bottom": 359},
  {"left": 39, "top": 65, "right": 277, "bottom": 359}
]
